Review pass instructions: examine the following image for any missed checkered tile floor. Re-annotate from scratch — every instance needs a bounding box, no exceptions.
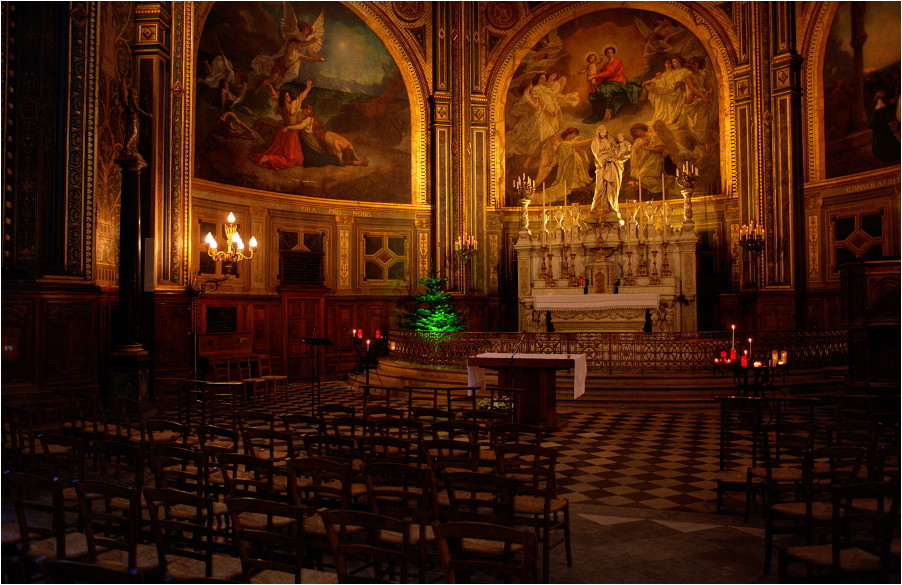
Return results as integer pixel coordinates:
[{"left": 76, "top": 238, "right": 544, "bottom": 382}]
[{"left": 240, "top": 381, "right": 725, "bottom": 514}]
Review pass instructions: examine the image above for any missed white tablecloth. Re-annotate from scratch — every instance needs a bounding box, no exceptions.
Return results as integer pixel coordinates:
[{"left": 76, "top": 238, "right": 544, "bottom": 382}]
[
  {"left": 466, "top": 352, "right": 586, "bottom": 399},
  {"left": 532, "top": 293, "right": 659, "bottom": 312}
]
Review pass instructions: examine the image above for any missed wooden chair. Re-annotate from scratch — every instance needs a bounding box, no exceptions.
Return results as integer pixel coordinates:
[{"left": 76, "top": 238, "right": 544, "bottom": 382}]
[
  {"left": 357, "top": 385, "right": 401, "bottom": 412},
  {"left": 5, "top": 471, "right": 88, "bottom": 567},
  {"left": 430, "top": 420, "right": 478, "bottom": 442},
  {"left": 364, "top": 462, "right": 440, "bottom": 580},
  {"left": 91, "top": 439, "right": 146, "bottom": 494},
  {"left": 282, "top": 413, "right": 325, "bottom": 443},
  {"left": 442, "top": 471, "right": 517, "bottom": 526},
  {"left": 75, "top": 479, "right": 159, "bottom": 573},
  {"left": 357, "top": 435, "right": 421, "bottom": 466},
  {"left": 186, "top": 380, "right": 242, "bottom": 430},
  {"left": 745, "top": 422, "right": 816, "bottom": 522},
  {"left": 302, "top": 434, "right": 358, "bottom": 461},
  {"left": 287, "top": 456, "right": 363, "bottom": 515},
  {"left": 256, "top": 354, "right": 289, "bottom": 403},
  {"left": 152, "top": 444, "right": 230, "bottom": 539},
  {"left": 226, "top": 497, "right": 325, "bottom": 583},
  {"left": 321, "top": 509, "right": 412, "bottom": 584},
  {"left": 145, "top": 419, "right": 196, "bottom": 452},
  {"left": 217, "top": 452, "right": 281, "bottom": 503},
  {"left": 777, "top": 481, "right": 899, "bottom": 582},
  {"left": 36, "top": 432, "right": 86, "bottom": 512},
  {"left": 714, "top": 395, "right": 764, "bottom": 513},
  {"left": 38, "top": 558, "right": 144, "bottom": 584},
  {"left": 316, "top": 403, "right": 356, "bottom": 421},
  {"left": 143, "top": 487, "right": 243, "bottom": 581},
  {"left": 363, "top": 405, "right": 406, "bottom": 421},
  {"left": 433, "top": 521, "right": 538, "bottom": 584},
  {"left": 460, "top": 410, "right": 509, "bottom": 469},
  {"left": 410, "top": 407, "right": 455, "bottom": 439},
  {"left": 421, "top": 439, "right": 485, "bottom": 481},
  {"left": 496, "top": 442, "right": 571, "bottom": 583},
  {"left": 327, "top": 415, "right": 377, "bottom": 439},
  {"left": 231, "top": 356, "right": 269, "bottom": 406},
  {"left": 195, "top": 424, "right": 239, "bottom": 454},
  {"left": 374, "top": 417, "right": 424, "bottom": 443},
  {"left": 236, "top": 410, "right": 276, "bottom": 434},
  {"left": 763, "top": 446, "right": 865, "bottom": 574},
  {"left": 241, "top": 428, "right": 297, "bottom": 469}
]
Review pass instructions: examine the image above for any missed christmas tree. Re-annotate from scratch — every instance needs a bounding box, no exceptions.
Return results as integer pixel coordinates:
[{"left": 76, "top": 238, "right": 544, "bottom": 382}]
[{"left": 405, "top": 276, "right": 464, "bottom": 332}]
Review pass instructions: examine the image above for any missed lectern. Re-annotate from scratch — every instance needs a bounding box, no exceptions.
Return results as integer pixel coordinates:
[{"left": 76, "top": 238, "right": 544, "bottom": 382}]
[{"left": 466, "top": 354, "right": 574, "bottom": 430}]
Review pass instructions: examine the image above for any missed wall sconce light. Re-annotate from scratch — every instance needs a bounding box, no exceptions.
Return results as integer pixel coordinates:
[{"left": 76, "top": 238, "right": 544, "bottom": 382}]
[
  {"left": 738, "top": 220, "right": 765, "bottom": 253},
  {"left": 205, "top": 212, "right": 258, "bottom": 269}
]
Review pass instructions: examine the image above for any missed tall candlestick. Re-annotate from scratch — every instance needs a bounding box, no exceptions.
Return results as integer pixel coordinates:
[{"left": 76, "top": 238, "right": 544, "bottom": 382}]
[
  {"left": 731, "top": 324, "right": 735, "bottom": 349},
  {"left": 662, "top": 171, "right": 666, "bottom": 201},
  {"left": 638, "top": 178, "right": 642, "bottom": 204},
  {"left": 748, "top": 337, "right": 752, "bottom": 359}
]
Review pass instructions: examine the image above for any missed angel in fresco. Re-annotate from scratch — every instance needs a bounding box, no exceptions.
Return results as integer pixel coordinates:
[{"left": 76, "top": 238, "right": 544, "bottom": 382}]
[{"left": 252, "top": 3, "right": 326, "bottom": 91}]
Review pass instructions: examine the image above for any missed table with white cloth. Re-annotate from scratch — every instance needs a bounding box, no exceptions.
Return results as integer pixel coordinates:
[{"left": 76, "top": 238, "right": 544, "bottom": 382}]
[{"left": 466, "top": 353, "right": 586, "bottom": 430}]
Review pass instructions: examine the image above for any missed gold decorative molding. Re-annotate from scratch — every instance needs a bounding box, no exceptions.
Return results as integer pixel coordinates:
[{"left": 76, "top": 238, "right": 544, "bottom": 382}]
[
  {"left": 339, "top": 229, "right": 351, "bottom": 288},
  {"left": 418, "top": 232, "right": 429, "bottom": 280},
  {"left": 489, "top": 234, "right": 499, "bottom": 288},
  {"left": 807, "top": 214, "right": 819, "bottom": 280}
]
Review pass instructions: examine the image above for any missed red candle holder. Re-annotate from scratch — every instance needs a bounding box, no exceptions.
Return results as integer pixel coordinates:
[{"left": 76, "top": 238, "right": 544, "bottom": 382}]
[{"left": 740, "top": 355, "right": 748, "bottom": 368}]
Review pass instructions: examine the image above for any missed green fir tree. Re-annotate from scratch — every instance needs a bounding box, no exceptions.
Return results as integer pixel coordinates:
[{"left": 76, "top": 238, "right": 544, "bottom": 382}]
[{"left": 405, "top": 277, "right": 465, "bottom": 332}]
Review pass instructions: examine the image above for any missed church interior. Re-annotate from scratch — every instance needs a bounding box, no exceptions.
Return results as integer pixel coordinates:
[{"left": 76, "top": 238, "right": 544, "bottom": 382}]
[{"left": 2, "top": 2, "right": 900, "bottom": 583}]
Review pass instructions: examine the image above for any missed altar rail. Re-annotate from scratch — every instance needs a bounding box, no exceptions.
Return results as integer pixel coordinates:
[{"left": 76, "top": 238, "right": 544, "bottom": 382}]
[{"left": 385, "top": 330, "right": 849, "bottom": 374}]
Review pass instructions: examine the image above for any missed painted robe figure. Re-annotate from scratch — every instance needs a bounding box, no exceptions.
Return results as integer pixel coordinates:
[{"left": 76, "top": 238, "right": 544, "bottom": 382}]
[{"left": 589, "top": 125, "right": 631, "bottom": 217}]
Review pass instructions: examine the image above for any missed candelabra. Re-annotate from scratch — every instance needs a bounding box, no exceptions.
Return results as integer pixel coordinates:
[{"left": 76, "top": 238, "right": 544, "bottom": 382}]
[
  {"left": 676, "top": 162, "right": 698, "bottom": 226},
  {"left": 739, "top": 220, "right": 765, "bottom": 288},
  {"left": 649, "top": 249, "right": 661, "bottom": 285},
  {"left": 455, "top": 234, "right": 478, "bottom": 293},
  {"left": 660, "top": 241, "right": 672, "bottom": 276},
  {"left": 623, "top": 251, "right": 636, "bottom": 285},
  {"left": 514, "top": 175, "right": 535, "bottom": 233},
  {"left": 545, "top": 251, "right": 556, "bottom": 287},
  {"left": 637, "top": 242, "right": 649, "bottom": 277},
  {"left": 538, "top": 246, "right": 550, "bottom": 280}
]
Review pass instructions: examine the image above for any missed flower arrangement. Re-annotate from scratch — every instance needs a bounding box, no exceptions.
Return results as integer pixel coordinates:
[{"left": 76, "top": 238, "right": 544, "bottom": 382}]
[{"left": 477, "top": 396, "right": 513, "bottom": 412}]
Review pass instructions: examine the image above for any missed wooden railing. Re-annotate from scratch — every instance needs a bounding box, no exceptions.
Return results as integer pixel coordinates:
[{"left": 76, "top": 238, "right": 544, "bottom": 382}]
[{"left": 385, "top": 330, "right": 849, "bottom": 374}]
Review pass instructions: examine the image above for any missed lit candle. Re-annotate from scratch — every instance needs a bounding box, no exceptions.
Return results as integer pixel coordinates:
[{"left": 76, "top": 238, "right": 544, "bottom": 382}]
[
  {"left": 771, "top": 349, "right": 778, "bottom": 365},
  {"left": 352, "top": 329, "right": 357, "bottom": 338},
  {"left": 375, "top": 329, "right": 381, "bottom": 339},
  {"left": 731, "top": 324, "right": 735, "bottom": 349},
  {"left": 366, "top": 339, "right": 371, "bottom": 351},
  {"left": 780, "top": 350, "right": 788, "bottom": 365},
  {"left": 748, "top": 338, "right": 753, "bottom": 359}
]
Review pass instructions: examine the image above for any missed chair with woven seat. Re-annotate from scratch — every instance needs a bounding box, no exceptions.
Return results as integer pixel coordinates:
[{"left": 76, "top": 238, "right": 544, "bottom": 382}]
[
  {"left": 410, "top": 407, "right": 455, "bottom": 439},
  {"left": 75, "top": 479, "right": 159, "bottom": 574},
  {"left": 374, "top": 417, "right": 424, "bottom": 444},
  {"left": 777, "top": 481, "right": 899, "bottom": 582},
  {"left": 433, "top": 521, "right": 538, "bottom": 584},
  {"left": 226, "top": 497, "right": 325, "bottom": 583},
  {"left": 430, "top": 420, "right": 478, "bottom": 442},
  {"left": 195, "top": 424, "right": 239, "bottom": 454},
  {"left": 282, "top": 413, "right": 325, "bottom": 443},
  {"left": 321, "top": 509, "right": 412, "bottom": 584},
  {"left": 714, "top": 395, "right": 765, "bottom": 514},
  {"left": 152, "top": 444, "right": 230, "bottom": 540},
  {"left": 36, "top": 432, "right": 86, "bottom": 513},
  {"left": 326, "top": 415, "right": 377, "bottom": 439},
  {"left": 421, "top": 438, "right": 485, "bottom": 483},
  {"left": 364, "top": 462, "right": 440, "bottom": 581},
  {"left": 496, "top": 442, "right": 571, "bottom": 583},
  {"left": 442, "top": 471, "right": 517, "bottom": 527},
  {"left": 763, "top": 446, "right": 865, "bottom": 574},
  {"left": 145, "top": 418, "right": 197, "bottom": 452},
  {"left": 218, "top": 452, "right": 288, "bottom": 504},
  {"left": 241, "top": 428, "right": 297, "bottom": 469},
  {"left": 745, "top": 422, "right": 816, "bottom": 523},
  {"left": 230, "top": 357, "right": 269, "bottom": 406},
  {"left": 460, "top": 410, "right": 509, "bottom": 470},
  {"left": 256, "top": 354, "right": 289, "bottom": 403},
  {"left": 143, "top": 487, "right": 243, "bottom": 581},
  {"left": 302, "top": 434, "right": 358, "bottom": 461},
  {"left": 91, "top": 439, "right": 146, "bottom": 495},
  {"left": 287, "top": 456, "right": 364, "bottom": 515},
  {"left": 316, "top": 403, "right": 356, "bottom": 421},
  {"left": 5, "top": 471, "right": 89, "bottom": 570},
  {"left": 357, "top": 435, "right": 421, "bottom": 466}
]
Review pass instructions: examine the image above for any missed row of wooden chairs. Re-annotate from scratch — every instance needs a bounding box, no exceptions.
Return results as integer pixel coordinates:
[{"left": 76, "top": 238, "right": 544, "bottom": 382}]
[
  {"left": 208, "top": 354, "right": 289, "bottom": 407},
  {"left": 7, "top": 443, "right": 567, "bottom": 583},
  {"left": 356, "top": 384, "right": 525, "bottom": 421}
]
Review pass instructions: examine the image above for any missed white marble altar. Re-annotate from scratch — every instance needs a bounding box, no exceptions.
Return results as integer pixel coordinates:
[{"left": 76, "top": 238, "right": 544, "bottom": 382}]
[{"left": 515, "top": 199, "right": 699, "bottom": 333}]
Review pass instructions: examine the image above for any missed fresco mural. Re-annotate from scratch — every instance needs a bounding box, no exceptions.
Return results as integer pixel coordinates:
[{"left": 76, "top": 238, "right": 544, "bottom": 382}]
[
  {"left": 823, "top": 1, "right": 900, "bottom": 178},
  {"left": 195, "top": 2, "right": 411, "bottom": 203},
  {"left": 504, "top": 9, "right": 720, "bottom": 207}
]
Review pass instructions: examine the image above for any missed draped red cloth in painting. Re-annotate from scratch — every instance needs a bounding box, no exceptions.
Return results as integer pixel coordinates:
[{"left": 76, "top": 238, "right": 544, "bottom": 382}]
[{"left": 248, "top": 129, "right": 304, "bottom": 170}]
